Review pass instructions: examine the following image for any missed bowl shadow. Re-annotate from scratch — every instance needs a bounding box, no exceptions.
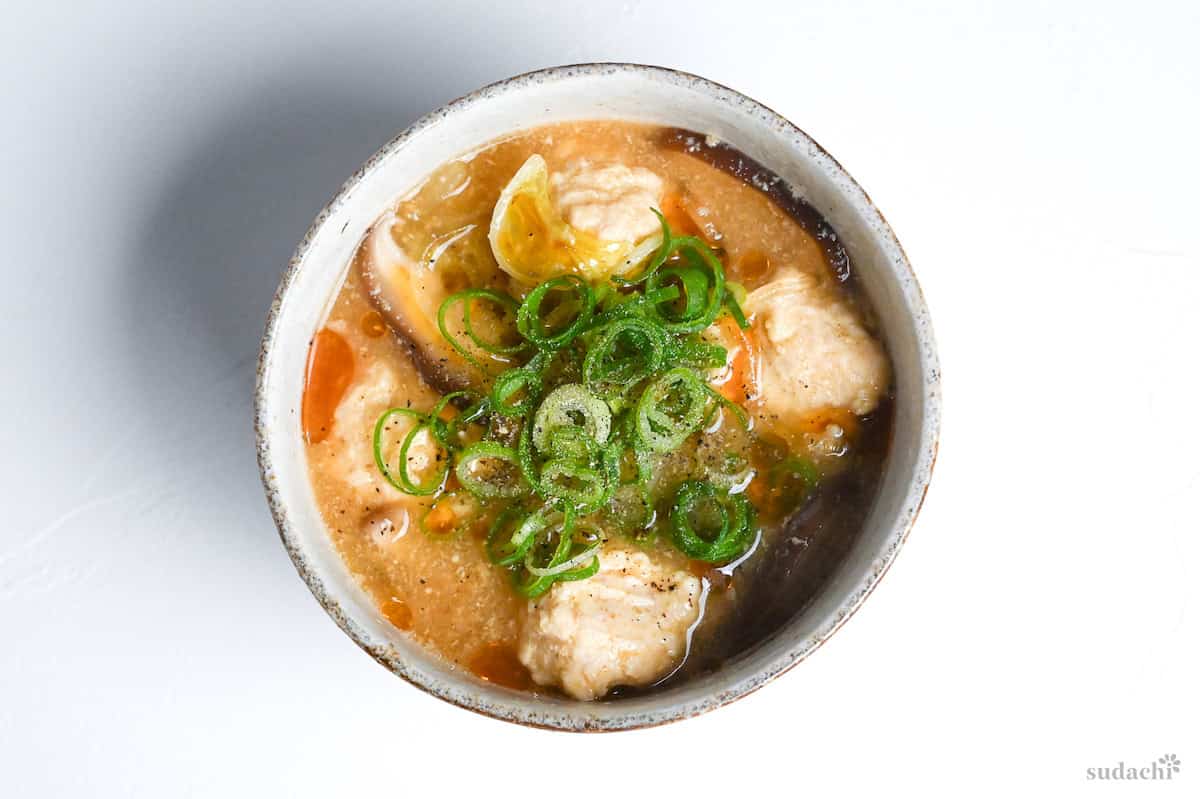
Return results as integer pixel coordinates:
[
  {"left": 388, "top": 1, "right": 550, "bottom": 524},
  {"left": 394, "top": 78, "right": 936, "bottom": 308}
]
[{"left": 121, "top": 52, "right": 495, "bottom": 570}]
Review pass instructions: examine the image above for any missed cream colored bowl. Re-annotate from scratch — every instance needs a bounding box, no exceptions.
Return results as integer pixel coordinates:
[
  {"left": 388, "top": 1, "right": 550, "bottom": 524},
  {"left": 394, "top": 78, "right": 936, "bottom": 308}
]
[{"left": 255, "top": 63, "right": 940, "bottom": 731}]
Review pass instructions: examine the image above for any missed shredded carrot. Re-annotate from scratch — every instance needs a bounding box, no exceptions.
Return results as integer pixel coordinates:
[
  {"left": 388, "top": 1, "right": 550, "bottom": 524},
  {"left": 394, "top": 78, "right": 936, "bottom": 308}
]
[
  {"left": 711, "top": 314, "right": 760, "bottom": 403},
  {"left": 423, "top": 501, "right": 458, "bottom": 534},
  {"left": 660, "top": 192, "right": 703, "bottom": 238},
  {"left": 661, "top": 191, "right": 722, "bottom": 244}
]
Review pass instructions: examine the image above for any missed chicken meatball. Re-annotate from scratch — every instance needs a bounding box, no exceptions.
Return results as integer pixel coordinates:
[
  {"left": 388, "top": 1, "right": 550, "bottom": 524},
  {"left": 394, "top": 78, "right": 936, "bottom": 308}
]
[
  {"left": 744, "top": 268, "right": 889, "bottom": 420},
  {"left": 517, "top": 545, "right": 703, "bottom": 700},
  {"left": 326, "top": 348, "right": 406, "bottom": 502},
  {"left": 550, "top": 160, "right": 664, "bottom": 243}
]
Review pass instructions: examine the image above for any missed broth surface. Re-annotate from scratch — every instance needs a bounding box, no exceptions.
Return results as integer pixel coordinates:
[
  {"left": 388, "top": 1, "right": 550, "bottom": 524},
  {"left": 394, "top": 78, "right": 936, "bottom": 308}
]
[{"left": 303, "top": 121, "right": 894, "bottom": 696}]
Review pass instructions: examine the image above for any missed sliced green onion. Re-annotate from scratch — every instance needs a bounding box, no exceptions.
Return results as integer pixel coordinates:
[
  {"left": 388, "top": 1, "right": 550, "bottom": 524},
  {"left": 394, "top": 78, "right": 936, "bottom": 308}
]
[
  {"left": 545, "top": 425, "right": 600, "bottom": 461},
  {"left": 485, "top": 506, "right": 537, "bottom": 566},
  {"left": 437, "top": 289, "right": 524, "bottom": 371},
  {"left": 373, "top": 408, "right": 449, "bottom": 496},
  {"left": 634, "top": 367, "right": 707, "bottom": 452},
  {"left": 582, "top": 316, "right": 669, "bottom": 391},
  {"left": 649, "top": 265, "right": 709, "bottom": 326},
  {"left": 672, "top": 338, "right": 728, "bottom": 370},
  {"left": 647, "top": 241, "right": 726, "bottom": 333},
  {"left": 669, "top": 480, "right": 754, "bottom": 563},
  {"left": 454, "top": 441, "right": 527, "bottom": 499},
  {"left": 531, "top": 383, "right": 611, "bottom": 454},
  {"left": 517, "top": 275, "right": 596, "bottom": 350},
  {"left": 490, "top": 367, "right": 541, "bottom": 417},
  {"left": 612, "top": 209, "right": 674, "bottom": 287},
  {"left": 705, "top": 451, "right": 755, "bottom": 493},
  {"left": 724, "top": 286, "right": 750, "bottom": 330},
  {"left": 702, "top": 383, "right": 750, "bottom": 430},
  {"left": 770, "top": 456, "right": 820, "bottom": 490},
  {"left": 607, "top": 483, "right": 657, "bottom": 540},
  {"left": 525, "top": 538, "right": 601, "bottom": 577},
  {"left": 429, "top": 390, "right": 490, "bottom": 450},
  {"left": 463, "top": 290, "right": 525, "bottom": 354},
  {"left": 513, "top": 506, "right": 601, "bottom": 597},
  {"left": 516, "top": 420, "right": 542, "bottom": 493},
  {"left": 538, "top": 458, "right": 610, "bottom": 510},
  {"left": 513, "top": 506, "right": 574, "bottom": 598},
  {"left": 587, "top": 284, "right": 680, "bottom": 329},
  {"left": 554, "top": 556, "right": 600, "bottom": 583}
]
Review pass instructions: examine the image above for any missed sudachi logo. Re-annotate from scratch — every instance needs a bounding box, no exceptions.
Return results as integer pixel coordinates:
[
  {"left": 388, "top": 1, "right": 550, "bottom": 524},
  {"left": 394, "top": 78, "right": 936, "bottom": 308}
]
[{"left": 1086, "top": 753, "right": 1181, "bottom": 781}]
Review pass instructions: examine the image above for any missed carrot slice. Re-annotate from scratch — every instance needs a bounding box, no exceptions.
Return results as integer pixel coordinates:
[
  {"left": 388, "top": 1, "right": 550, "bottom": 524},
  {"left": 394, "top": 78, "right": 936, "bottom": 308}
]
[
  {"left": 301, "top": 327, "right": 355, "bottom": 445},
  {"left": 710, "top": 314, "right": 760, "bottom": 404},
  {"left": 660, "top": 192, "right": 703, "bottom": 238},
  {"left": 422, "top": 501, "right": 458, "bottom": 534},
  {"left": 661, "top": 191, "right": 723, "bottom": 244}
]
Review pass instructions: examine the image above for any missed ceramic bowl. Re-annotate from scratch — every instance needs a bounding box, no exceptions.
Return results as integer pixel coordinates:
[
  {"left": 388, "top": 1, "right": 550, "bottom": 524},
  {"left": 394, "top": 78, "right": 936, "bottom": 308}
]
[{"left": 255, "top": 63, "right": 940, "bottom": 731}]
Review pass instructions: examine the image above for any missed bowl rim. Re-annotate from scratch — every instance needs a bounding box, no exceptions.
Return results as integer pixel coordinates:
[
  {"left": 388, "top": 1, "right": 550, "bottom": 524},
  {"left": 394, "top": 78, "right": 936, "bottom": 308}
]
[{"left": 255, "top": 61, "right": 940, "bottom": 731}]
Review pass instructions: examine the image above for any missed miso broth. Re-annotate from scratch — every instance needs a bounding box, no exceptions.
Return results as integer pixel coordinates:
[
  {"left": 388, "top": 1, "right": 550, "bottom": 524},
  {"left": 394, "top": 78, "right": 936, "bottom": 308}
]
[{"left": 302, "top": 121, "right": 893, "bottom": 699}]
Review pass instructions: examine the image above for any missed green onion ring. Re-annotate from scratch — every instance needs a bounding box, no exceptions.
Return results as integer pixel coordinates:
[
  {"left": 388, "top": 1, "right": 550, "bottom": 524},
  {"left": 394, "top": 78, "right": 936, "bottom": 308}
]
[
  {"left": 612, "top": 209, "right": 674, "bottom": 287},
  {"left": 648, "top": 265, "right": 709, "bottom": 326},
  {"left": 490, "top": 367, "right": 542, "bottom": 418},
  {"left": 705, "top": 451, "right": 755, "bottom": 493},
  {"left": 582, "top": 316, "right": 669, "bottom": 390},
  {"left": 516, "top": 421, "right": 542, "bottom": 493},
  {"left": 669, "top": 480, "right": 754, "bottom": 563},
  {"left": 671, "top": 338, "right": 728, "bottom": 371},
  {"left": 513, "top": 506, "right": 574, "bottom": 598},
  {"left": 454, "top": 441, "right": 527, "bottom": 499},
  {"left": 646, "top": 242, "right": 726, "bottom": 333},
  {"left": 702, "top": 383, "right": 750, "bottom": 430},
  {"left": 373, "top": 408, "right": 450, "bottom": 496},
  {"left": 531, "top": 383, "right": 612, "bottom": 454},
  {"left": 537, "top": 459, "right": 609, "bottom": 510},
  {"left": 513, "top": 506, "right": 602, "bottom": 597},
  {"left": 429, "top": 390, "right": 490, "bottom": 450},
  {"left": 463, "top": 292, "right": 525, "bottom": 355},
  {"left": 724, "top": 287, "right": 750, "bottom": 330},
  {"left": 484, "top": 506, "right": 537, "bottom": 566},
  {"left": 634, "top": 367, "right": 707, "bottom": 453},
  {"left": 587, "top": 284, "right": 679, "bottom": 330},
  {"left": 525, "top": 537, "right": 601, "bottom": 577},
  {"left": 607, "top": 483, "right": 657, "bottom": 542},
  {"left": 546, "top": 425, "right": 601, "bottom": 462},
  {"left": 437, "top": 289, "right": 524, "bottom": 371},
  {"left": 516, "top": 275, "right": 596, "bottom": 350}
]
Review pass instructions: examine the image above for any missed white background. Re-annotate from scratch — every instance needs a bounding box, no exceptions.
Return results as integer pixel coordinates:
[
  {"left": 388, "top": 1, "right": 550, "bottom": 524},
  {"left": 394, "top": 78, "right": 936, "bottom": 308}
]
[{"left": 2, "top": 1, "right": 1197, "bottom": 796}]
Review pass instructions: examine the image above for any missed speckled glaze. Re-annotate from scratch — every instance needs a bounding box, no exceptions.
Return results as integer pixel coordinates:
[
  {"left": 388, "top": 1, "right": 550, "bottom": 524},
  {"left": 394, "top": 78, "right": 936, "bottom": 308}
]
[{"left": 255, "top": 63, "right": 940, "bottom": 731}]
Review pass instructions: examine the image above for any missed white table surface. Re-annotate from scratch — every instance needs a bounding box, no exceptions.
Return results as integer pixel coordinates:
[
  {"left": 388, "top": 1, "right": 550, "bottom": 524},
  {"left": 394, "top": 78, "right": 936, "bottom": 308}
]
[{"left": 3, "top": 1, "right": 1197, "bottom": 795}]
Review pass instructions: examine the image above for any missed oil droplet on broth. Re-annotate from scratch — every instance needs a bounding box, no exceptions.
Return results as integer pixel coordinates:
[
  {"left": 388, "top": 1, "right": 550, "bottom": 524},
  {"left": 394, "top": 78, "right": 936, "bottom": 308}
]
[
  {"left": 301, "top": 327, "right": 355, "bottom": 445},
  {"left": 360, "top": 310, "right": 388, "bottom": 338},
  {"left": 469, "top": 642, "right": 533, "bottom": 691},
  {"left": 382, "top": 599, "right": 414, "bottom": 631},
  {"left": 733, "top": 249, "right": 773, "bottom": 284}
]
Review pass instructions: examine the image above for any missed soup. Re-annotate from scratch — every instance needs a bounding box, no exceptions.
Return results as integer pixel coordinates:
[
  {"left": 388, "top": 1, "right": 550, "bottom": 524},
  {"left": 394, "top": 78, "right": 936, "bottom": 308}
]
[{"left": 302, "top": 121, "right": 893, "bottom": 700}]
